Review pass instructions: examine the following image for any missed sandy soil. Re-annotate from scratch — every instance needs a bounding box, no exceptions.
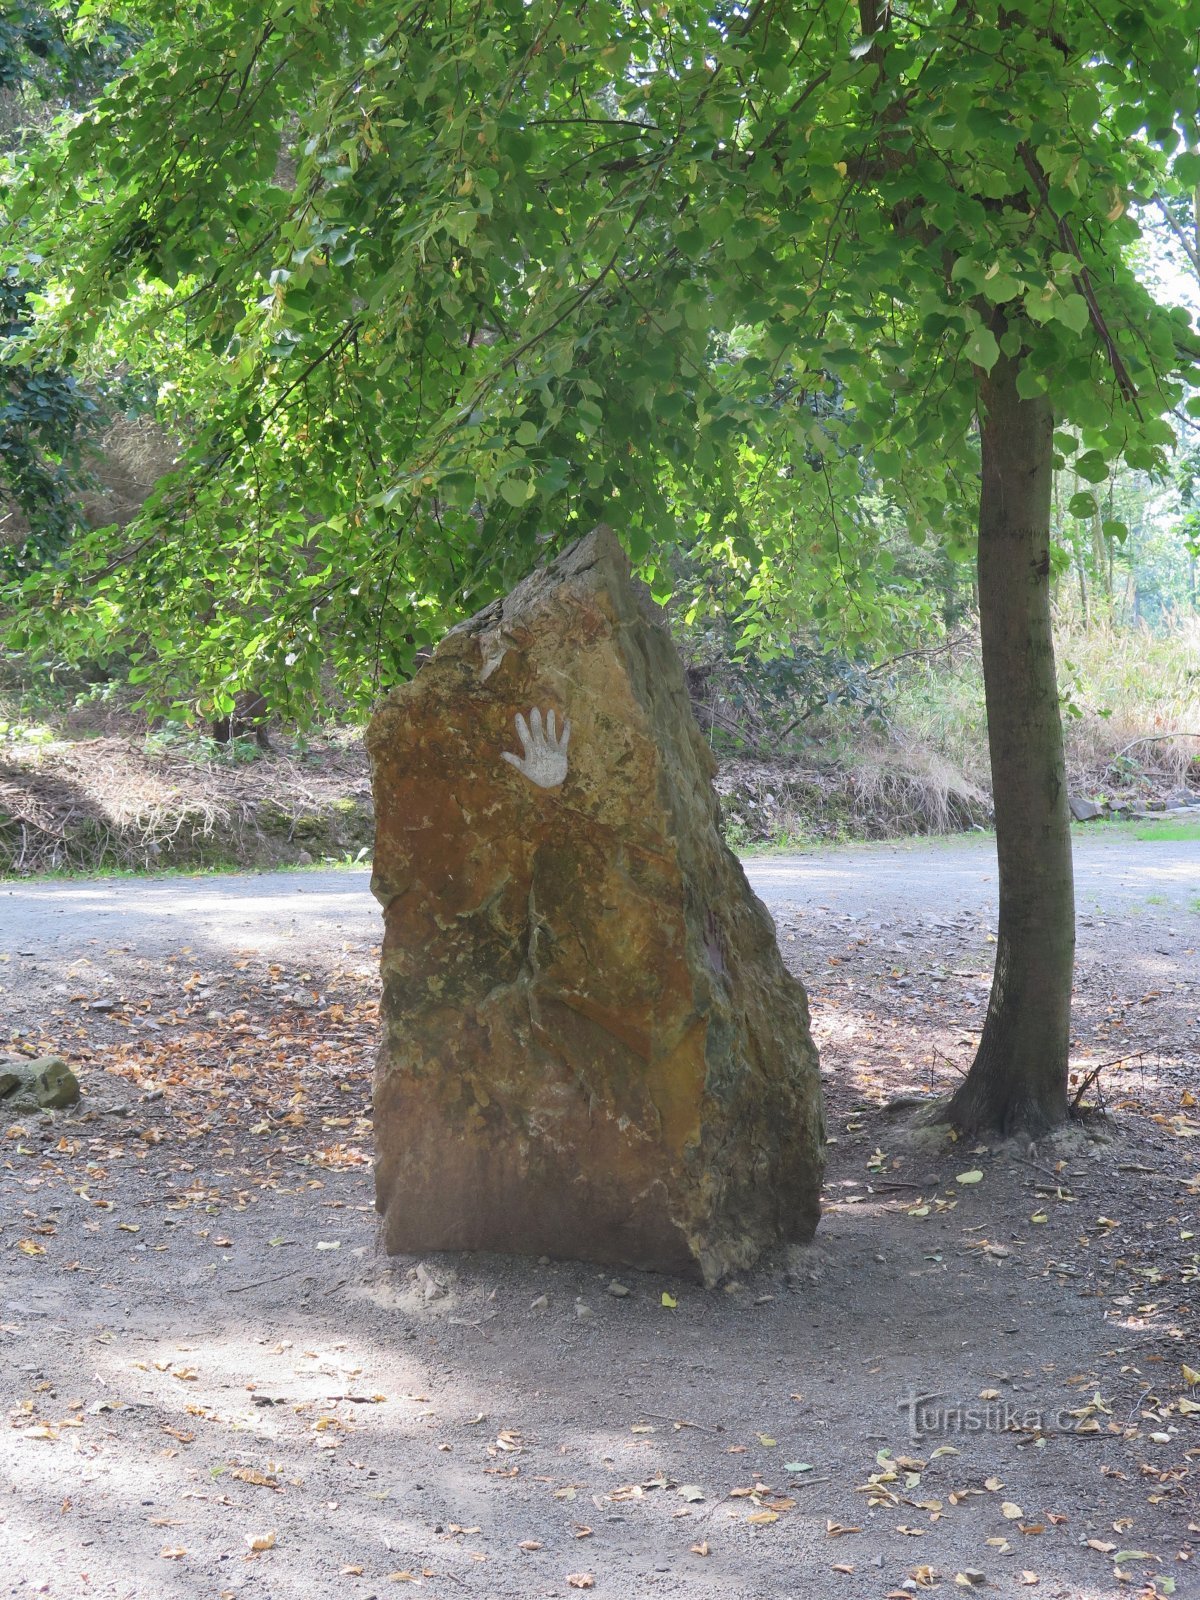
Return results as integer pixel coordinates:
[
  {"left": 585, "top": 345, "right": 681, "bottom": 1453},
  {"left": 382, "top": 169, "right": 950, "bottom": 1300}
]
[{"left": 1, "top": 833, "right": 1198, "bottom": 1600}]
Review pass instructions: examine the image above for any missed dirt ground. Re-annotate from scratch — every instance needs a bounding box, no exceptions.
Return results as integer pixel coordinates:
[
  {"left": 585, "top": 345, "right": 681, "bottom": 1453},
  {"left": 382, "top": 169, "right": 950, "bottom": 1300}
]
[{"left": 1, "top": 831, "right": 1199, "bottom": 1600}]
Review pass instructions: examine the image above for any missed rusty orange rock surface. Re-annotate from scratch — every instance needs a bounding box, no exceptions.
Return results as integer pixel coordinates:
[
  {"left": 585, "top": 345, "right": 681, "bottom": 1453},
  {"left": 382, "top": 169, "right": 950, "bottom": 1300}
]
[{"left": 368, "top": 526, "right": 824, "bottom": 1282}]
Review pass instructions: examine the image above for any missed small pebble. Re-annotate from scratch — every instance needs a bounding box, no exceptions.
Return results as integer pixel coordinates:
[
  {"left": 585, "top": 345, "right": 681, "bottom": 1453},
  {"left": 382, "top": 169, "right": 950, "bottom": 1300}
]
[
  {"left": 606, "top": 1281, "right": 630, "bottom": 1298},
  {"left": 575, "top": 1301, "right": 593, "bottom": 1320},
  {"left": 529, "top": 1294, "right": 548, "bottom": 1312}
]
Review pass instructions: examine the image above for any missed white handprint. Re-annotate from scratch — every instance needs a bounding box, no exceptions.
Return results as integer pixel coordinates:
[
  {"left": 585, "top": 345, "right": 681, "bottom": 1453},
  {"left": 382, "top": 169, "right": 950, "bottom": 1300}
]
[{"left": 501, "top": 707, "right": 571, "bottom": 789}]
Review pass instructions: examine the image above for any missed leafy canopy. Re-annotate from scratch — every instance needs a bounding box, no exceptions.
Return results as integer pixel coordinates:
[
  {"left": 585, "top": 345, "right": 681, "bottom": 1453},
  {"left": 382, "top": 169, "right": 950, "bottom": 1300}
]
[{"left": 4, "top": 0, "right": 1199, "bottom": 716}]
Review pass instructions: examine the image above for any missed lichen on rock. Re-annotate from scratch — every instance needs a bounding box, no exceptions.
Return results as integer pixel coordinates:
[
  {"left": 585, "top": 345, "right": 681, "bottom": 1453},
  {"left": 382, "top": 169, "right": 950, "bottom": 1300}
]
[{"left": 368, "top": 525, "right": 824, "bottom": 1283}]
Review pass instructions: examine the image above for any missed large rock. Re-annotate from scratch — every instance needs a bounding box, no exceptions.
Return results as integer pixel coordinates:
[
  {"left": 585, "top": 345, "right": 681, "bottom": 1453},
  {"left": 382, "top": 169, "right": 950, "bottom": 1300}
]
[{"left": 368, "top": 526, "right": 824, "bottom": 1283}]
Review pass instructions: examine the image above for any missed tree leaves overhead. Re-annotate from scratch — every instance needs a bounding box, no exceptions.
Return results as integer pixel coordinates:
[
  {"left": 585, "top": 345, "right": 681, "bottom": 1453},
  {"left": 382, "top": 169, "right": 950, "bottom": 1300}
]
[{"left": 4, "top": 0, "right": 1200, "bottom": 714}]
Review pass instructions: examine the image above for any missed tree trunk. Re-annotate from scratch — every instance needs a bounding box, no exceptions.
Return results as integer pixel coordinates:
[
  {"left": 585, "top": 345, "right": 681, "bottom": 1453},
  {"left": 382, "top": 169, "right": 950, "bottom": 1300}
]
[{"left": 946, "top": 347, "right": 1074, "bottom": 1137}]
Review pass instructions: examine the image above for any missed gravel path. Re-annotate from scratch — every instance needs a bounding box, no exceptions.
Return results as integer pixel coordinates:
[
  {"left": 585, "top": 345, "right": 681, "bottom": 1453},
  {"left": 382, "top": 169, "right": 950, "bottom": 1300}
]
[
  {"left": 2, "top": 832, "right": 1198, "bottom": 1600},
  {"left": 2, "top": 829, "right": 1196, "bottom": 966}
]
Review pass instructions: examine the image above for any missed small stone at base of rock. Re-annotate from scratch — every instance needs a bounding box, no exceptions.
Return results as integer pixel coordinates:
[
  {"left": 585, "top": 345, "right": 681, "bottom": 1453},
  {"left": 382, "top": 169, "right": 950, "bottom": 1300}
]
[
  {"left": 606, "top": 1281, "right": 630, "bottom": 1298},
  {"left": 529, "top": 1294, "right": 549, "bottom": 1311},
  {"left": 1068, "top": 795, "right": 1102, "bottom": 822},
  {"left": 415, "top": 1263, "right": 448, "bottom": 1302}
]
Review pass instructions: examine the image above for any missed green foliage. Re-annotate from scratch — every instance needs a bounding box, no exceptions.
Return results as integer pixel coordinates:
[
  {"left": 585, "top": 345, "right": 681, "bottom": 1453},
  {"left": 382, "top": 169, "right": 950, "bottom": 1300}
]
[
  {"left": 0, "top": 3, "right": 139, "bottom": 110},
  {"left": 2, "top": 0, "right": 1199, "bottom": 716},
  {"left": 686, "top": 620, "right": 889, "bottom": 757},
  {"left": 0, "top": 266, "right": 95, "bottom": 559}
]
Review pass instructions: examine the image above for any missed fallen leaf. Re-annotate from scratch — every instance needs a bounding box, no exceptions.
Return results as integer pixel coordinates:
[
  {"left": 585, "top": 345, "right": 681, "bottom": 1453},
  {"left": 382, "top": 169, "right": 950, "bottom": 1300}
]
[
  {"left": 826, "top": 1520, "right": 861, "bottom": 1536},
  {"left": 747, "top": 1510, "right": 779, "bottom": 1525},
  {"left": 690, "top": 1542, "right": 710, "bottom": 1557},
  {"left": 230, "top": 1468, "right": 279, "bottom": 1488},
  {"left": 517, "top": 1540, "right": 542, "bottom": 1551},
  {"left": 567, "top": 1574, "right": 594, "bottom": 1589},
  {"left": 1001, "top": 1502, "right": 1024, "bottom": 1520},
  {"left": 957, "top": 1170, "right": 984, "bottom": 1185},
  {"left": 661, "top": 1292, "right": 677, "bottom": 1308},
  {"left": 246, "top": 1531, "right": 277, "bottom": 1552},
  {"left": 160, "top": 1547, "right": 187, "bottom": 1560},
  {"left": 757, "top": 1434, "right": 776, "bottom": 1447},
  {"left": 677, "top": 1485, "right": 705, "bottom": 1502}
]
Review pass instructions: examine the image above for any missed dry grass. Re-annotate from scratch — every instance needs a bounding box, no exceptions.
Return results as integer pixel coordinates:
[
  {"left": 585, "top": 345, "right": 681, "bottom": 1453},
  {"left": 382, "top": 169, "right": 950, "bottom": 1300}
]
[
  {"left": 1056, "top": 614, "right": 1200, "bottom": 790},
  {"left": 80, "top": 415, "right": 181, "bottom": 530},
  {"left": 0, "top": 734, "right": 373, "bottom": 875},
  {"left": 843, "top": 743, "right": 991, "bottom": 835},
  {"left": 717, "top": 615, "right": 1199, "bottom": 843},
  {"left": 871, "top": 613, "right": 1200, "bottom": 794}
]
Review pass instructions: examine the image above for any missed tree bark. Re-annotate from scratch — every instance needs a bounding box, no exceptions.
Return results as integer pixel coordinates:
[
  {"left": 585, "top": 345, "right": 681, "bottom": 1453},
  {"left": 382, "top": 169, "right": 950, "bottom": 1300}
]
[{"left": 946, "top": 344, "right": 1074, "bottom": 1137}]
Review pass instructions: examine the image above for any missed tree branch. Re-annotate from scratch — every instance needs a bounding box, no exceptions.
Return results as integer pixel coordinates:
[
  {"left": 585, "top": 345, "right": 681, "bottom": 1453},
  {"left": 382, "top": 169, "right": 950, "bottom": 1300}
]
[{"left": 1017, "top": 143, "right": 1140, "bottom": 409}]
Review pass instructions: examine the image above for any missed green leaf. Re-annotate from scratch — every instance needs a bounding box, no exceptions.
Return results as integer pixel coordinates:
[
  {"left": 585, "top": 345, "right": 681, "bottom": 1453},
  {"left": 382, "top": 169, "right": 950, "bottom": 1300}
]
[
  {"left": 1054, "top": 294, "right": 1090, "bottom": 335},
  {"left": 1067, "top": 492, "right": 1097, "bottom": 518},
  {"left": 964, "top": 327, "right": 1000, "bottom": 372},
  {"left": 498, "top": 477, "right": 533, "bottom": 507},
  {"left": 981, "top": 271, "right": 1021, "bottom": 305},
  {"left": 1015, "top": 366, "right": 1046, "bottom": 400},
  {"left": 1074, "top": 450, "right": 1109, "bottom": 483}
]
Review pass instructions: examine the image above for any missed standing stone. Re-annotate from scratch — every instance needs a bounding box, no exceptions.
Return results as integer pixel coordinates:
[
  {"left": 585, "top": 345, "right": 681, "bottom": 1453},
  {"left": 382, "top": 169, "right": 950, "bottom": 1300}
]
[{"left": 368, "top": 526, "right": 824, "bottom": 1284}]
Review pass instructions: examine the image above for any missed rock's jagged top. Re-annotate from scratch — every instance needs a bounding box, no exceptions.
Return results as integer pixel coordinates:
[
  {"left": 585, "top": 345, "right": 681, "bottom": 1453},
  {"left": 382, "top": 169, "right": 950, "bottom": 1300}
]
[{"left": 368, "top": 525, "right": 824, "bottom": 1283}]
